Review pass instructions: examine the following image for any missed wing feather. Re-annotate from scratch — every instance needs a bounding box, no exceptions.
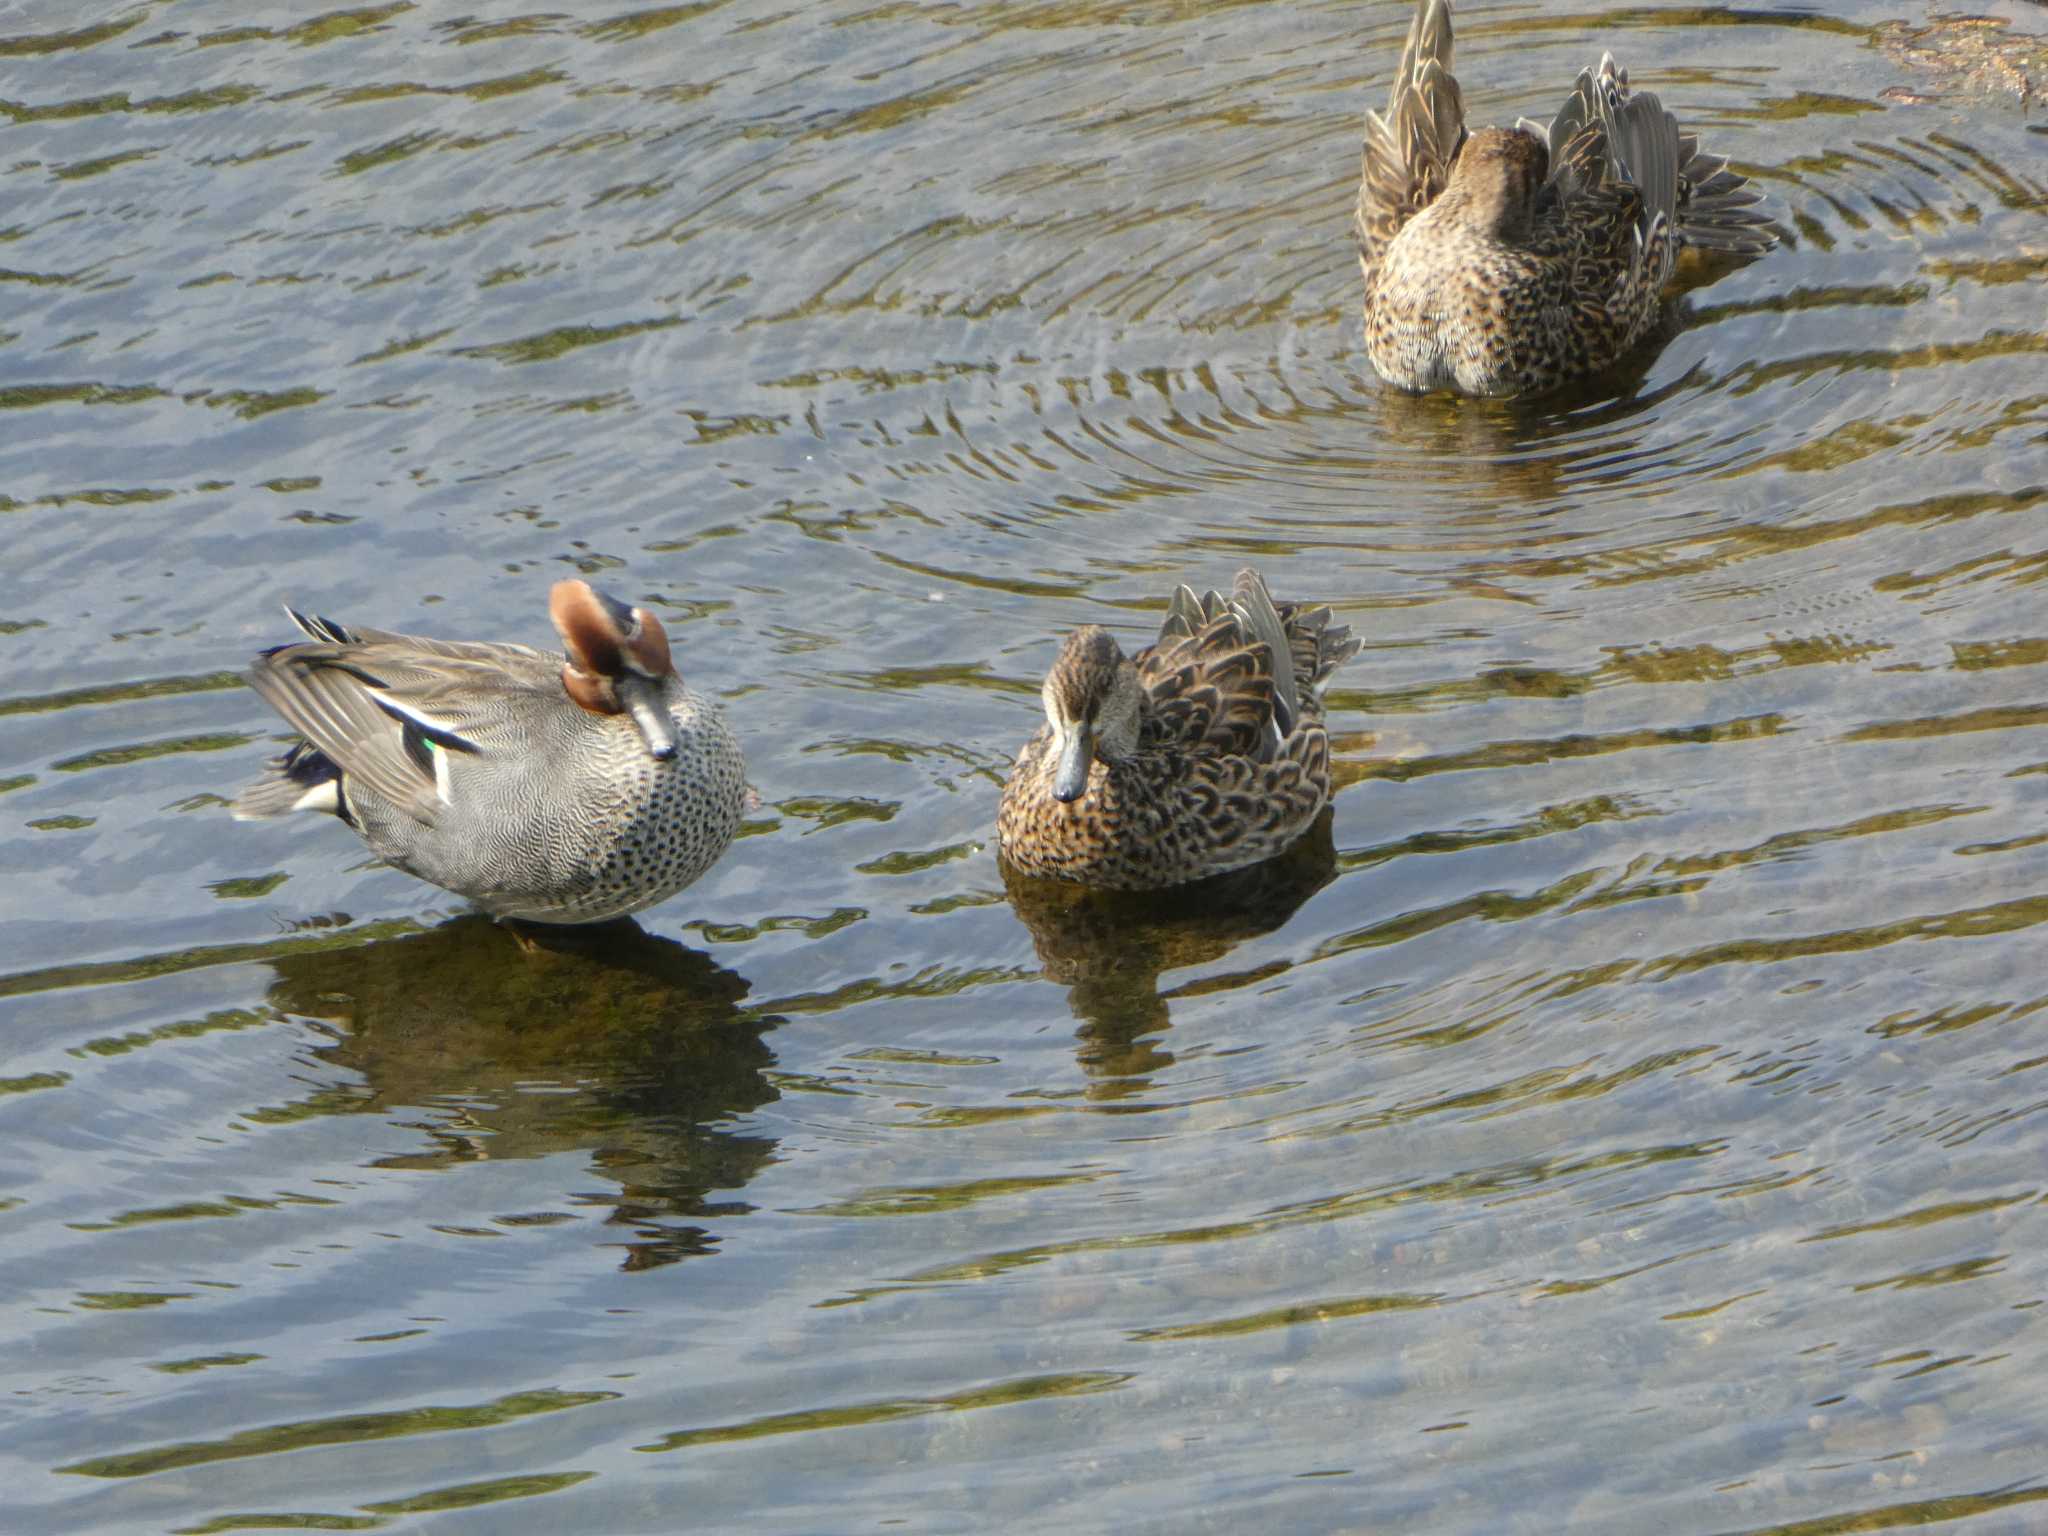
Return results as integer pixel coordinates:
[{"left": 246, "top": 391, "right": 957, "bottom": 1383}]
[
  {"left": 1358, "top": 0, "right": 1465, "bottom": 286},
  {"left": 246, "top": 627, "right": 559, "bottom": 831}
]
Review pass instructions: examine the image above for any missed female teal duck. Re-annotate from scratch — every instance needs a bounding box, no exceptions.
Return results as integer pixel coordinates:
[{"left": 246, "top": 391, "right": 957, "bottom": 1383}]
[
  {"left": 1357, "top": 0, "right": 1775, "bottom": 396},
  {"left": 998, "top": 570, "right": 1360, "bottom": 890},
  {"left": 233, "top": 580, "right": 746, "bottom": 924}
]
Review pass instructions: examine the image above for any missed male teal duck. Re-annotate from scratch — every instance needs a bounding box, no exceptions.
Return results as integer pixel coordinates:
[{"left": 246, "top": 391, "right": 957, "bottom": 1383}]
[
  {"left": 1357, "top": 0, "right": 1775, "bottom": 397},
  {"left": 998, "top": 570, "right": 1361, "bottom": 890},
  {"left": 233, "top": 580, "right": 746, "bottom": 924}
]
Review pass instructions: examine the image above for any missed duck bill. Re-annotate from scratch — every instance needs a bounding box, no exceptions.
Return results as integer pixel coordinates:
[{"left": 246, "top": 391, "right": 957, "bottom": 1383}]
[
  {"left": 618, "top": 674, "right": 678, "bottom": 760},
  {"left": 1052, "top": 727, "right": 1093, "bottom": 803}
]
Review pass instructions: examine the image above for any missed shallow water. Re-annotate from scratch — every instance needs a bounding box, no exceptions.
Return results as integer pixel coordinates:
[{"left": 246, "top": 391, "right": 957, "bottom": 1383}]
[{"left": 4, "top": 0, "right": 2047, "bottom": 1531}]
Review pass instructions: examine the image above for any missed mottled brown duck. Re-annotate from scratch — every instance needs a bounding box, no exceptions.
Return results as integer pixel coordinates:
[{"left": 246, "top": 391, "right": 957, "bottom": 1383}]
[
  {"left": 998, "top": 569, "right": 1360, "bottom": 890},
  {"left": 1358, "top": 0, "right": 1775, "bottom": 396}
]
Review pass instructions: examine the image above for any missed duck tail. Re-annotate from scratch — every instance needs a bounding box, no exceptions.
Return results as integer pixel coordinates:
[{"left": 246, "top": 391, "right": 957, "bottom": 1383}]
[
  {"left": 1358, "top": 0, "right": 1464, "bottom": 279},
  {"left": 1276, "top": 598, "right": 1362, "bottom": 706},
  {"left": 1672, "top": 130, "right": 1776, "bottom": 255},
  {"left": 280, "top": 605, "right": 355, "bottom": 644},
  {"left": 1159, "top": 580, "right": 1225, "bottom": 649},
  {"left": 230, "top": 740, "right": 347, "bottom": 822},
  {"left": 1227, "top": 570, "right": 1301, "bottom": 735}
]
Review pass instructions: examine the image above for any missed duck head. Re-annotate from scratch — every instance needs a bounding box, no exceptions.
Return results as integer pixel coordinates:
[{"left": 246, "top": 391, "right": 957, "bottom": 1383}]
[
  {"left": 550, "top": 579, "right": 681, "bottom": 760},
  {"left": 1443, "top": 126, "right": 1549, "bottom": 240},
  {"left": 1040, "top": 625, "right": 1142, "bottom": 803}
]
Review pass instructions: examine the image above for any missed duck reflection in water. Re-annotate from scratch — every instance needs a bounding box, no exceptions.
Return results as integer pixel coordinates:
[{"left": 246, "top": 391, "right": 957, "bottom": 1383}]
[
  {"left": 1339, "top": 327, "right": 1710, "bottom": 528},
  {"left": 264, "top": 915, "right": 778, "bottom": 1272},
  {"left": 1001, "top": 814, "right": 1337, "bottom": 1090}
]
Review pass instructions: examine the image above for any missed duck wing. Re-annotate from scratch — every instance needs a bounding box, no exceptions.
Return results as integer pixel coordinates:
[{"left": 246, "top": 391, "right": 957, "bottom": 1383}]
[
  {"left": 1139, "top": 570, "right": 1302, "bottom": 761},
  {"left": 1532, "top": 57, "right": 1684, "bottom": 242},
  {"left": 247, "top": 609, "right": 557, "bottom": 828},
  {"left": 1275, "top": 597, "right": 1362, "bottom": 710},
  {"left": 1535, "top": 52, "right": 1772, "bottom": 257},
  {"left": 1138, "top": 633, "right": 1276, "bottom": 762},
  {"left": 1358, "top": 0, "right": 1465, "bottom": 288}
]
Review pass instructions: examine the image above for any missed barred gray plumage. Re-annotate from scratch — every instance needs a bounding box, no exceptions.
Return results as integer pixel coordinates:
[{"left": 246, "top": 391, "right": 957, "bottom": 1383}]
[{"left": 233, "top": 581, "right": 745, "bottom": 925}]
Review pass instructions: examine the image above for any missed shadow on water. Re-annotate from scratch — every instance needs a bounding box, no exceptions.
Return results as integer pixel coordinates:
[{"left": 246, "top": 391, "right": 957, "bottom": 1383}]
[
  {"left": 265, "top": 916, "right": 782, "bottom": 1271},
  {"left": 1001, "top": 815, "right": 1336, "bottom": 1089}
]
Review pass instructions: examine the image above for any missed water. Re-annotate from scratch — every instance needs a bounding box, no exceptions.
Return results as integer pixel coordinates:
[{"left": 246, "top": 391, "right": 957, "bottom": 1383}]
[{"left": 4, "top": 0, "right": 2047, "bottom": 1530}]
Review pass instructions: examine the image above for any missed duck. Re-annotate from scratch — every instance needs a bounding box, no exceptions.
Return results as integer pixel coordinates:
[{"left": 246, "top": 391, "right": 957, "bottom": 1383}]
[
  {"left": 232, "top": 580, "right": 746, "bottom": 925},
  {"left": 1356, "top": 0, "right": 1775, "bottom": 397},
  {"left": 998, "top": 569, "right": 1360, "bottom": 890}
]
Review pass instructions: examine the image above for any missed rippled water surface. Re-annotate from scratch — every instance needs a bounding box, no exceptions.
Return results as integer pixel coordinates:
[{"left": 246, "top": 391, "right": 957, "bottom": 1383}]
[{"left": 5, "top": 0, "right": 2048, "bottom": 1530}]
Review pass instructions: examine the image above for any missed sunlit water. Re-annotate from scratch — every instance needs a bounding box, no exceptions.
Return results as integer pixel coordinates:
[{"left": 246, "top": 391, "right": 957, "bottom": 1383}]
[{"left": 4, "top": 0, "right": 2047, "bottom": 1531}]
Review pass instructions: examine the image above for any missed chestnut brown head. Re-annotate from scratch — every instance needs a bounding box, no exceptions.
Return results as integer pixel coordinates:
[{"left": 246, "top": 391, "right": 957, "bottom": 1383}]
[{"left": 549, "top": 580, "right": 681, "bottom": 759}]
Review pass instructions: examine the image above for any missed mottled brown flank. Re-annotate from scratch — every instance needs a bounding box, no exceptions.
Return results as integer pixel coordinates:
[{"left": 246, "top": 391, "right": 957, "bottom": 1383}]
[
  {"left": 998, "top": 571, "right": 1362, "bottom": 891},
  {"left": 1356, "top": 0, "right": 1774, "bottom": 398}
]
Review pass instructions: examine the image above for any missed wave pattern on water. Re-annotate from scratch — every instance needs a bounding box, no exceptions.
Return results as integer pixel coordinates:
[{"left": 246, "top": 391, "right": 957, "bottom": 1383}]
[{"left": 3, "top": 0, "right": 2047, "bottom": 1532}]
